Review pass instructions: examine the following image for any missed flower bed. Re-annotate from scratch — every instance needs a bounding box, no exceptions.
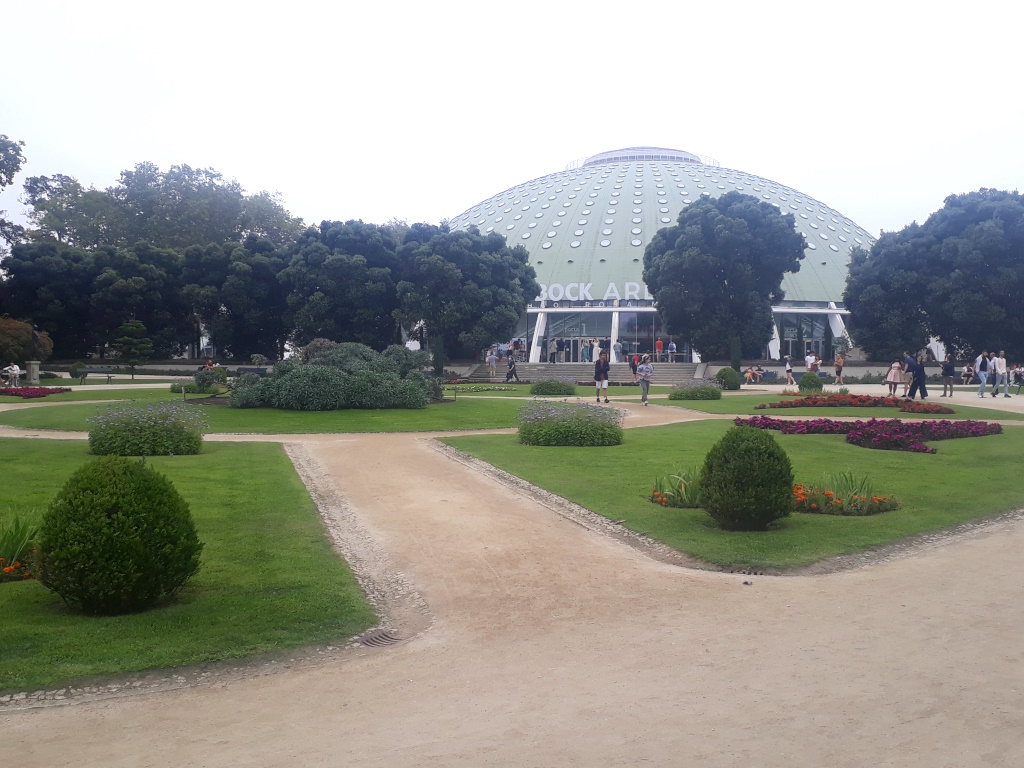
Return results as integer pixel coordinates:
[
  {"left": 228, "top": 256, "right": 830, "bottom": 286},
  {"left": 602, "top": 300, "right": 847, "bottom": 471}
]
[
  {"left": 735, "top": 416, "right": 1002, "bottom": 453},
  {"left": 792, "top": 482, "right": 900, "bottom": 516},
  {"left": 443, "top": 384, "right": 518, "bottom": 393},
  {"left": 756, "top": 393, "right": 954, "bottom": 414},
  {"left": 0, "top": 386, "right": 72, "bottom": 399},
  {"left": 0, "top": 557, "right": 33, "bottom": 582}
]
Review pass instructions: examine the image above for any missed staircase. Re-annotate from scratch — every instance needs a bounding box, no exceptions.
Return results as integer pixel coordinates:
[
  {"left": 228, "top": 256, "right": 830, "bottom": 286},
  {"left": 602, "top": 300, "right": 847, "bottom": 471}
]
[{"left": 469, "top": 362, "right": 700, "bottom": 388}]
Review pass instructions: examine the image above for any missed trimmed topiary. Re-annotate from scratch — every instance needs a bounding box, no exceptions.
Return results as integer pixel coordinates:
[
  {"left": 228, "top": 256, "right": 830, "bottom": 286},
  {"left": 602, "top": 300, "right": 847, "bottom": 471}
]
[
  {"left": 35, "top": 457, "right": 204, "bottom": 614},
  {"left": 529, "top": 378, "right": 577, "bottom": 396},
  {"left": 715, "top": 367, "right": 742, "bottom": 391},
  {"left": 698, "top": 426, "right": 794, "bottom": 531},
  {"left": 668, "top": 384, "right": 723, "bottom": 400},
  {"left": 88, "top": 401, "right": 208, "bottom": 456},
  {"left": 798, "top": 371, "right": 823, "bottom": 392}
]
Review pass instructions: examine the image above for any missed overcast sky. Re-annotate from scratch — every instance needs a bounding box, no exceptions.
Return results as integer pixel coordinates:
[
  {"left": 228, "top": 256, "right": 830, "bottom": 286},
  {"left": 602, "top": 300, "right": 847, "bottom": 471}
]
[{"left": 3, "top": 1, "right": 1022, "bottom": 239}]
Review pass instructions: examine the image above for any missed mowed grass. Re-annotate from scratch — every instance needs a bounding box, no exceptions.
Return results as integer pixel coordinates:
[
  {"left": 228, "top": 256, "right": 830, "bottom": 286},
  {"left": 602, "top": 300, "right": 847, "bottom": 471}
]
[
  {"left": 0, "top": 396, "right": 524, "bottom": 433},
  {"left": 662, "top": 392, "right": 1024, "bottom": 421},
  {"left": 442, "top": 420, "right": 1024, "bottom": 569},
  {"left": 0, "top": 439, "right": 376, "bottom": 692}
]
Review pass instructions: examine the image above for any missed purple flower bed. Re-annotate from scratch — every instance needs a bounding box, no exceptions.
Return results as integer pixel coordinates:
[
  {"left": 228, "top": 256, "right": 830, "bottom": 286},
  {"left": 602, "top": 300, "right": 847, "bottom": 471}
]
[{"left": 735, "top": 416, "right": 1002, "bottom": 454}]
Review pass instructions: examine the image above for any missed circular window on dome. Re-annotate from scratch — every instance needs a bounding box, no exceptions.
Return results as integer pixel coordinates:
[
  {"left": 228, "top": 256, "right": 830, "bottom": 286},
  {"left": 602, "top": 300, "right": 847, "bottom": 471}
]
[
  {"left": 552, "top": 219, "right": 561, "bottom": 225},
  {"left": 535, "top": 260, "right": 543, "bottom": 264},
  {"left": 589, "top": 193, "right": 598, "bottom": 198},
  {"left": 762, "top": 194, "right": 770, "bottom": 199},
  {"left": 631, "top": 239, "right": 643, "bottom": 246},
  {"left": 570, "top": 240, "right": 581, "bottom": 248},
  {"left": 632, "top": 217, "right": 642, "bottom": 223},
  {"left": 659, "top": 198, "right": 667, "bottom": 203},
  {"left": 683, "top": 198, "right": 692, "bottom": 203},
  {"left": 633, "top": 199, "right": 643, "bottom": 204},
  {"left": 495, "top": 216, "right": 503, "bottom": 222},
  {"left": 661, "top": 217, "right": 671, "bottom": 223},
  {"left": 514, "top": 214, "right": 522, "bottom": 220},
  {"left": 819, "top": 233, "right": 829, "bottom": 240},
  {"left": 528, "top": 222, "right": 537, "bottom": 229},
  {"left": 567, "top": 259, "right": 573, "bottom": 263},
  {"left": 600, "top": 239, "right": 611, "bottom": 247},
  {"left": 485, "top": 227, "right": 494, "bottom": 233},
  {"left": 828, "top": 225, "right": 836, "bottom": 231},
  {"left": 506, "top": 224, "right": 514, "bottom": 230},
  {"left": 631, "top": 228, "right": 641, "bottom": 234},
  {"left": 578, "top": 219, "right": 587, "bottom": 225},
  {"left": 574, "top": 229, "right": 584, "bottom": 236},
  {"left": 633, "top": 208, "right": 642, "bottom": 214},
  {"left": 582, "top": 209, "right": 591, "bottom": 214},
  {"left": 608, "top": 200, "right": 618, "bottom": 205},
  {"left": 838, "top": 235, "right": 848, "bottom": 242},
  {"left": 563, "top": 202, "right": 572, "bottom": 208},
  {"left": 800, "top": 213, "right": 808, "bottom": 219},
  {"left": 604, "top": 218, "right": 614, "bottom": 224},
  {"left": 807, "top": 243, "right": 817, "bottom": 249},
  {"left": 660, "top": 208, "right": 669, "bottom": 213},
  {"left": 632, "top": 258, "right": 640, "bottom": 263},
  {"left": 611, "top": 191, "right": 620, "bottom": 197},
  {"left": 541, "top": 203, "right": 550, "bottom": 209},
  {"left": 602, "top": 228, "right": 612, "bottom": 235},
  {"left": 542, "top": 242, "right": 551, "bottom": 249},
  {"left": 534, "top": 212, "right": 543, "bottom": 218},
  {"left": 521, "top": 233, "right": 530, "bottom": 239},
  {"left": 829, "top": 244, "right": 840, "bottom": 251},
  {"left": 547, "top": 231, "right": 557, "bottom": 237},
  {"left": 697, "top": 184, "right": 706, "bottom": 188},
  {"left": 809, "top": 222, "right": 818, "bottom": 229}
]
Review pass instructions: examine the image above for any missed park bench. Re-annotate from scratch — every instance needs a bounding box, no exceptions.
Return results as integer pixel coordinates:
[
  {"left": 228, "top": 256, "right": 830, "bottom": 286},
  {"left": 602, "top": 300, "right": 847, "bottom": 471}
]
[{"left": 77, "top": 367, "right": 115, "bottom": 384}]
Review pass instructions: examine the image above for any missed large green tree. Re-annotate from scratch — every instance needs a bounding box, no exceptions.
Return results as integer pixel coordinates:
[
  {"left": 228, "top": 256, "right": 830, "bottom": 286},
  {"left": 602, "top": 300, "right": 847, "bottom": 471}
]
[
  {"left": 394, "top": 225, "right": 539, "bottom": 375},
  {"left": 0, "top": 134, "right": 26, "bottom": 255},
  {"left": 844, "top": 189, "right": 1024, "bottom": 361},
  {"left": 112, "top": 320, "right": 154, "bottom": 379},
  {"left": 0, "top": 317, "right": 53, "bottom": 362},
  {"left": 642, "top": 192, "right": 806, "bottom": 361}
]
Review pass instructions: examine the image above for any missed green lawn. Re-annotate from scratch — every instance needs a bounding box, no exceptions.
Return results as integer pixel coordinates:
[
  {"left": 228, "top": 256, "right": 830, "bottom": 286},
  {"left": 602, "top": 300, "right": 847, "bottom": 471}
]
[
  {"left": 442, "top": 421, "right": 1024, "bottom": 569},
  {"left": 663, "top": 393, "right": 1024, "bottom": 421},
  {"left": 0, "top": 439, "right": 376, "bottom": 692},
  {"left": 0, "top": 396, "right": 524, "bottom": 433}
]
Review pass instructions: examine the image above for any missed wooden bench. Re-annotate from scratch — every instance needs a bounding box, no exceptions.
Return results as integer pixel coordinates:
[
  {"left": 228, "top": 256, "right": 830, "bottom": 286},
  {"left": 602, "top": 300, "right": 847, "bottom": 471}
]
[{"left": 78, "top": 367, "right": 115, "bottom": 384}]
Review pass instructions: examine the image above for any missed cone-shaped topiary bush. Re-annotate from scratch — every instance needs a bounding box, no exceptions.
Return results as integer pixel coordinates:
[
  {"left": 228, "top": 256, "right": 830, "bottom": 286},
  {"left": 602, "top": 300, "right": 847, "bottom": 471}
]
[
  {"left": 35, "top": 457, "right": 203, "bottom": 615},
  {"left": 698, "top": 426, "right": 794, "bottom": 531},
  {"left": 715, "top": 367, "right": 742, "bottom": 391}
]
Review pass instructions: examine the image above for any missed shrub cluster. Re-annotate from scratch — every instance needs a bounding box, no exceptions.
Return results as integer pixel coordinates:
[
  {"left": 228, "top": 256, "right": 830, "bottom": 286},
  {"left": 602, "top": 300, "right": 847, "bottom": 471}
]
[
  {"left": 169, "top": 382, "right": 203, "bottom": 394},
  {"left": 35, "top": 457, "right": 204, "bottom": 614},
  {"left": 529, "top": 377, "right": 577, "bottom": 396},
  {"left": 517, "top": 401, "right": 624, "bottom": 446},
  {"left": 699, "top": 426, "right": 794, "bottom": 530},
  {"left": 798, "top": 371, "right": 823, "bottom": 392},
  {"left": 715, "top": 367, "right": 742, "bottom": 391},
  {"left": 229, "top": 344, "right": 430, "bottom": 411},
  {"left": 88, "top": 401, "right": 209, "bottom": 455},
  {"left": 668, "top": 384, "right": 722, "bottom": 401},
  {"left": 194, "top": 366, "right": 228, "bottom": 390}
]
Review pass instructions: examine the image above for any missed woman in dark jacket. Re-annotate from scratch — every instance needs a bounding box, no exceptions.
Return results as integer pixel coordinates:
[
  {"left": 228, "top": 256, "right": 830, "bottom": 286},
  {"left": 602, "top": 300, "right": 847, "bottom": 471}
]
[
  {"left": 594, "top": 352, "right": 610, "bottom": 403},
  {"left": 907, "top": 355, "right": 928, "bottom": 400}
]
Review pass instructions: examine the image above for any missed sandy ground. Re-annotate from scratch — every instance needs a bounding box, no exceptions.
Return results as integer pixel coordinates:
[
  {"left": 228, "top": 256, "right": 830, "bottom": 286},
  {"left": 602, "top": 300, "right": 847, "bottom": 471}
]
[{"left": 2, "top": 394, "right": 1023, "bottom": 767}]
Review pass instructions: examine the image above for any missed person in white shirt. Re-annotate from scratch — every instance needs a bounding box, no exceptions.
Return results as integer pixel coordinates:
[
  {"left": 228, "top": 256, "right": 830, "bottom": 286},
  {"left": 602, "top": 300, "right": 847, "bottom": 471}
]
[
  {"left": 974, "top": 350, "right": 989, "bottom": 398},
  {"left": 992, "top": 350, "right": 1010, "bottom": 398},
  {"left": 804, "top": 351, "right": 815, "bottom": 371},
  {"left": 3, "top": 362, "right": 21, "bottom": 387},
  {"left": 636, "top": 355, "right": 654, "bottom": 405}
]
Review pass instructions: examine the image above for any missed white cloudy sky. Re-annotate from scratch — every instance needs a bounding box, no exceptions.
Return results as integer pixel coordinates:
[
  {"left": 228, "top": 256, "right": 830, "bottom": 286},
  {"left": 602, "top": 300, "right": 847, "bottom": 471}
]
[{"left": 2, "top": 0, "right": 1021, "bottom": 238}]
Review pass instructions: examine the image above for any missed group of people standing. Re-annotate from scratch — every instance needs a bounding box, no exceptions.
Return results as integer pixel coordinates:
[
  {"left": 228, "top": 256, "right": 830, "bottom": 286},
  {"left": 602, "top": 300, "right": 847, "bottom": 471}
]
[
  {"left": 593, "top": 351, "right": 654, "bottom": 405},
  {"left": 969, "top": 349, "right": 1014, "bottom": 399},
  {"left": 883, "top": 349, "right": 1016, "bottom": 400}
]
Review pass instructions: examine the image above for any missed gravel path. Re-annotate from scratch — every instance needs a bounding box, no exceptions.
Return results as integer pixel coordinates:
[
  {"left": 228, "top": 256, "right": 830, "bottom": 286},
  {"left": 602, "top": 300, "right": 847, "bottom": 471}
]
[{"left": 2, "top": 398, "right": 1023, "bottom": 766}]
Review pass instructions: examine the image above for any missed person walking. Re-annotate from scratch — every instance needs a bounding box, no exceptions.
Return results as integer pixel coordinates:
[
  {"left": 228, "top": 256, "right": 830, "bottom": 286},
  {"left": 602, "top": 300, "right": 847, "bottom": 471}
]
[
  {"left": 486, "top": 349, "right": 498, "bottom": 378},
  {"left": 637, "top": 354, "right": 654, "bottom": 405},
  {"left": 885, "top": 357, "right": 903, "bottom": 397},
  {"left": 594, "top": 351, "right": 610, "bottom": 403},
  {"left": 992, "top": 350, "right": 1009, "bottom": 397},
  {"left": 654, "top": 337, "right": 664, "bottom": 362},
  {"left": 939, "top": 355, "right": 956, "bottom": 397},
  {"left": 629, "top": 352, "right": 639, "bottom": 383},
  {"left": 784, "top": 355, "right": 796, "bottom": 386},
  {"left": 907, "top": 355, "right": 929, "bottom": 400},
  {"left": 901, "top": 350, "right": 915, "bottom": 397},
  {"left": 667, "top": 340, "right": 676, "bottom": 363},
  {"left": 580, "top": 340, "right": 590, "bottom": 363},
  {"left": 505, "top": 355, "right": 520, "bottom": 382},
  {"left": 834, "top": 352, "right": 845, "bottom": 385},
  {"left": 974, "top": 349, "right": 989, "bottom": 398}
]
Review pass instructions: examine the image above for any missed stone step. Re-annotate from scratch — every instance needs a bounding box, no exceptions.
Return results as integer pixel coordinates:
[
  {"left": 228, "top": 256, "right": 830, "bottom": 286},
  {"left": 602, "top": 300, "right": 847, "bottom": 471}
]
[{"left": 469, "top": 362, "right": 700, "bottom": 386}]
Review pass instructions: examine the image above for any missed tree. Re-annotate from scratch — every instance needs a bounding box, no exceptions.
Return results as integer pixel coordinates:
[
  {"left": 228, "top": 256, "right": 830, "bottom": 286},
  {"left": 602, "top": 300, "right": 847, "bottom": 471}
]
[
  {"left": 0, "top": 317, "right": 54, "bottom": 362},
  {"left": 844, "top": 189, "right": 1024, "bottom": 361},
  {"left": 642, "top": 192, "right": 806, "bottom": 362},
  {"left": 112, "top": 320, "right": 154, "bottom": 379},
  {"left": 394, "top": 225, "right": 539, "bottom": 376},
  {"left": 0, "top": 134, "right": 27, "bottom": 256}
]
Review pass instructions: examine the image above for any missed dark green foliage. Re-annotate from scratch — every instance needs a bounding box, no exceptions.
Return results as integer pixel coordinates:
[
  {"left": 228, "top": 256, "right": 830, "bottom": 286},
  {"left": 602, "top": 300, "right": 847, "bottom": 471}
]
[
  {"left": 517, "top": 401, "right": 623, "bottom": 446},
  {"left": 194, "top": 366, "right": 227, "bottom": 390},
  {"left": 0, "top": 317, "right": 54, "bottom": 362},
  {"left": 529, "top": 378, "right": 577, "bottom": 396},
  {"left": 232, "top": 364, "right": 429, "bottom": 411},
  {"left": 112, "top": 320, "right": 154, "bottom": 378},
  {"left": 34, "top": 457, "right": 204, "bottom": 614},
  {"left": 716, "top": 367, "right": 742, "bottom": 390},
  {"left": 668, "top": 385, "right": 723, "bottom": 400},
  {"left": 169, "top": 382, "right": 203, "bottom": 394},
  {"left": 88, "top": 401, "right": 208, "bottom": 456},
  {"left": 272, "top": 365, "right": 349, "bottom": 410},
  {"left": 228, "top": 372, "right": 272, "bottom": 408},
  {"left": 845, "top": 189, "right": 1024, "bottom": 360},
  {"left": 643, "top": 192, "right": 806, "bottom": 360},
  {"left": 798, "top": 371, "right": 823, "bottom": 392},
  {"left": 698, "top": 426, "right": 794, "bottom": 531}
]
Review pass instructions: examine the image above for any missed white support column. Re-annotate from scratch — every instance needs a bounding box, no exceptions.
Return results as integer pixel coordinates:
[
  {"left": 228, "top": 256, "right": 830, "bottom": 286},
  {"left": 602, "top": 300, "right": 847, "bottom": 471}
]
[
  {"left": 768, "top": 322, "right": 781, "bottom": 360},
  {"left": 530, "top": 312, "right": 547, "bottom": 363},
  {"left": 827, "top": 302, "right": 850, "bottom": 348},
  {"left": 609, "top": 310, "right": 621, "bottom": 362}
]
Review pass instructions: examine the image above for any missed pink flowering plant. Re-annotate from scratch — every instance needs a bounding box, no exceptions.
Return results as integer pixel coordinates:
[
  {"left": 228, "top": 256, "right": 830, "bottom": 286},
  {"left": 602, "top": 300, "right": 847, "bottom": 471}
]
[{"left": 0, "top": 386, "right": 71, "bottom": 399}]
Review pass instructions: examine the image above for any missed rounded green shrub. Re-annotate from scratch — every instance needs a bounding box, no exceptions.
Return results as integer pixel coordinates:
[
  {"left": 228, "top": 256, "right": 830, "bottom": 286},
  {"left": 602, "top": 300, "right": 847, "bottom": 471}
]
[
  {"left": 194, "top": 367, "right": 228, "bottom": 390},
  {"left": 698, "top": 426, "right": 794, "bottom": 531},
  {"left": 517, "top": 401, "right": 623, "bottom": 446},
  {"left": 798, "top": 371, "right": 823, "bottom": 392},
  {"left": 169, "top": 382, "right": 203, "bottom": 394},
  {"left": 715, "top": 367, "right": 742, "bottom": 391},
  {"left": 529, "top": 378, "right": 577, "bottom": 396},
  {"left": 229, "top": 372, "right": 272, "bottom": 408},
  {"left": 35, "top": 457, "right": 204, "bottom": 615},
  {"left": 668, "top": 385, "right": 723, "bottom": 401},
  {"left": 88, "top": 401, "right": 208, "bottom": 456}
]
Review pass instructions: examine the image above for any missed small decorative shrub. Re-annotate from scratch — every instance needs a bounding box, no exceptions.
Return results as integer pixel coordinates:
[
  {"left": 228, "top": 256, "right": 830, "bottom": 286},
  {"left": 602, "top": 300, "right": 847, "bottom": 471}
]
[
  {"left": 699, "top": 426, "right": 794, "bottom": 531},
  {"left": 530, "top": 377, "right": 577, "bottom": 396},
  {"left": 650, "top": 465, "right": 702, "bottom": 507},
  {"left": 792, "top": 472, "right": 900, "bottom": 516},
  {"left": 39, "top": 371, "right": 60, "bottom": 380},
  {"left": 194, "top": 366, "right": 228, "bottom": 390},
  {"left": 715, "top": 367, "right": 742, "bottom": 391},
  {"left": 0, "top": 514, "right": 39, "bottom": 582},
  {"left": 68, "top": 361, "right": 85, "bottom": 380},
  {"left": 88, "top": 401, "right": 209, "bottom": 456},
  {"left": 169, "top": 382, "right": 202, "bottom": 394},
  {"left": 517, "top": 401, "right": 623, "bottom": 446},
  {"left": 34, "top": 457, "right": 203, "bottom": 614},
  {"left": 668, "top": 384, "right": 722, "bottom": 401},
  {"left": 798, "top": 371, "right": 823, "bottom": 392}
]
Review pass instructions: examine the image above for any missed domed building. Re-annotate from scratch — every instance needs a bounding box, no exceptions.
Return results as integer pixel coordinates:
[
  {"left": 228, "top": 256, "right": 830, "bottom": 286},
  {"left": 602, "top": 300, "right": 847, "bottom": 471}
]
[{"left": 449, "top": 147, "right": 875, "bottom": 363}]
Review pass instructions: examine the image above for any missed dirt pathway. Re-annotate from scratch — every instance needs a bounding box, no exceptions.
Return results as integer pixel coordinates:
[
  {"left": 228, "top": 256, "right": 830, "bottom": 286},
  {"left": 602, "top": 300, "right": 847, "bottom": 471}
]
[{"left": 3, "top": 402, "right": 1024, "bottom": 766}]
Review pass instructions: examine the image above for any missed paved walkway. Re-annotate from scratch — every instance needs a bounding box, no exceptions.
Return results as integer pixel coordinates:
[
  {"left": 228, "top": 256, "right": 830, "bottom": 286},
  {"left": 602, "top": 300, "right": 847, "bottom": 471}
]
[{"left": 2, "top": 396, "right": 1023, "bottom": 767}]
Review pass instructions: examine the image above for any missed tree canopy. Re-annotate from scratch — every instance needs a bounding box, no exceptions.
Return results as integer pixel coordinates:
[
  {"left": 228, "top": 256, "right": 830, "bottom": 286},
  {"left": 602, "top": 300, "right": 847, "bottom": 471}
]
[
  {"left": 642, "top": 192, "right": 806, "bottom": 360},
  {"left": 0, "top": 134, "right": 27, "bottom": 255},
  {"left": 394, "top": 225, "right": 539, "bottom": 375},
  {"left": 844, "top": 188, "right": 1024, "bottom": 361}
]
